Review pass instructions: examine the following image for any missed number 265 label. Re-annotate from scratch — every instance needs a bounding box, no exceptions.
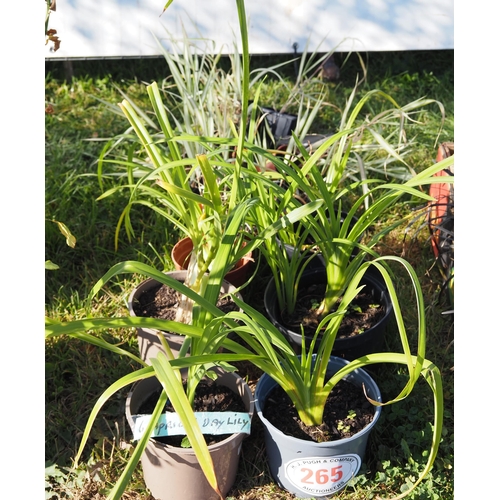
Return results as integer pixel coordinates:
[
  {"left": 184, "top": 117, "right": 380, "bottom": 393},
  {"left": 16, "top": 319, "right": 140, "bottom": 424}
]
[{"left": 285, "top": 454, "right": 361, "bottom": 496}]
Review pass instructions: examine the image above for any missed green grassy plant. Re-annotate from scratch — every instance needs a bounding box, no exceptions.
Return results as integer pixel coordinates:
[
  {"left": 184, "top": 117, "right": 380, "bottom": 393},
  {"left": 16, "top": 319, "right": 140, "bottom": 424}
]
[
  {"left": 245, "top": 118, "right": 453, "bottom": 319},
  {"left": 221, "top": 255, "right": 443, "bottom": 499},
  {"left": 45, "top": 1, "right": 325, "bottom": 497}
]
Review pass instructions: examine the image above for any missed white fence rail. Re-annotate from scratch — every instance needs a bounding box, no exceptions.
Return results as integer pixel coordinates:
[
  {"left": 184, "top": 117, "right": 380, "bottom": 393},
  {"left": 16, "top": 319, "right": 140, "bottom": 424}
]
[{"left": 46, "top": 0, "right": 454, "bottom": 59}]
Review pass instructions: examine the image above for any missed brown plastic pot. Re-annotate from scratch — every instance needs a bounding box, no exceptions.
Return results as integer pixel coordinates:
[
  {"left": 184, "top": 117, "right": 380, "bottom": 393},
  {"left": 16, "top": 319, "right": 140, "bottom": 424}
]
[
  {"left": 125, "top": 366, "right": 254, "bottom": 500},
  {"left": 128, "top": 270, "right": 243, "bottom": 363},
  {"left": 171, "top": 236, "right": 253, "bottom": 288}
]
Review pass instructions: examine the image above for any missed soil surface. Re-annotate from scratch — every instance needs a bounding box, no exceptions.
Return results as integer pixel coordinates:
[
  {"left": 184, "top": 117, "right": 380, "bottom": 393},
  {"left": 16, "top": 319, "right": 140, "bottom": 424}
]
[
  {"left": 280, "top": 282, "right": 386, "bottom": 339},
  {"left": 138, "top": 378, "right": 247, "bottom": 447},
  {"left": 132, "top": 281, "right": 239, "bottom": 320},
  {"left": 263, "top": 379, "right": 375, "bottom": 442}
]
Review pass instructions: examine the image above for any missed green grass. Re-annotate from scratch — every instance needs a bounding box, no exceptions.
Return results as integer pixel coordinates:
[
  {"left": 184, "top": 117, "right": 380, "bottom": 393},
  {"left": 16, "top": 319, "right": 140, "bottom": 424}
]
[{"left": 45, "top": 49, "right": 454, "bottom": 499}]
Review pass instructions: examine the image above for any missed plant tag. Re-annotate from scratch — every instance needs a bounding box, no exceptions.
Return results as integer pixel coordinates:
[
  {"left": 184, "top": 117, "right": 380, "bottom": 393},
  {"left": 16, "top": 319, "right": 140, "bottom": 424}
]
[
  {"left": 284, "top": 454, "right": 361, "bottom": 496},
  {"left": 131, "top": 412, "right": 251, "bottom": 440}
]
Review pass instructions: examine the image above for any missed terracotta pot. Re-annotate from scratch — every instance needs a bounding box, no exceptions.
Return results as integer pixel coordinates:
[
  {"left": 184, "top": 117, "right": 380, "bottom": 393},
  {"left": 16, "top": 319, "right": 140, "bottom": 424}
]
[
  {"left": 125, "top": 367, "right": 254, "bottom": 500},
  {"left": 428, "top": 142, "right": 454, "bottom": 267},
  {"left": 128, "top": 270, "right": 243, "bottom": 363},
  {"left": 171, "top": 237, "right": 253, "bottom": 288}
]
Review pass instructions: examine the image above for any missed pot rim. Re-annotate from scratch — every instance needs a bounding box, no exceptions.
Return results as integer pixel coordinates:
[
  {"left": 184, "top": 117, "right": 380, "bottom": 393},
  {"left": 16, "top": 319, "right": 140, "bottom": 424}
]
[
  {"left": 254, "top": 355, "right": 382, "bottom": 447},
  {"left": 171, "top": 236, "right": 253, "bottom": 272},
  {"left": 128, "top": 270, "right": 244, "bottom": 320},
  {"left": 264, "top": 266, "right": 393, "bottom": 344},
  {"left": 125, "top": 367, "right": 255, "bottom": 453}
]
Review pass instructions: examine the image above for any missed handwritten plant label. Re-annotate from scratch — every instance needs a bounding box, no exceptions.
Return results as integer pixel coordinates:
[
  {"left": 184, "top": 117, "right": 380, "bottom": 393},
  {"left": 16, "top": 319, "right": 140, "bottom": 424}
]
[
  {"left": 285, "top": 454, "right": 361, "bottom": 496},
  {"left": 131, "top": 412, "right": 251, "bottom": 440}
]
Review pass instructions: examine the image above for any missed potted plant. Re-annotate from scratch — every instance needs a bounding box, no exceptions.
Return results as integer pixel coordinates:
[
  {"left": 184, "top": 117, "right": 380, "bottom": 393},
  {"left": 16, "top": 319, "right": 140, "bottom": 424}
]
[
  {"left": 95, "top": 38, "right": 325, "bottom": 361},
  {"left": 124, "top": 363, "right": 253, "bottom": 499},
  {"left": 45, "top": 267, "right": 262, "bottom": 500},
  {"left": 95, "top": 74, "right": 263, "bottom": 360},
  {"left": 100, "top": 93, "right": 253, "bottom": 311},
  {"left": 45, "top": 2, "right": 450, "bottom": 499},
  {"left": 170, "top": 235, "right": 254, "bottom": 288},
  {"left": 219, "top": 257, "right": 444, "bottom": 498},
  {"left": 105, "top": 114, "right": 319, "bottom": 360},
  {"left": 247, "top": 110, "right": 455, "bottom": 357}
]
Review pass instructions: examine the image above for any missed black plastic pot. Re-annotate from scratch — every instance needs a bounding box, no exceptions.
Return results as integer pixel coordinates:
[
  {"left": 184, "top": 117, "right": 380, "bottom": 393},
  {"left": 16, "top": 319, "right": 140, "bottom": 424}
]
[
  {"left": 264, "top": 266, "right": 393, "bottom": 361},
  {"left": 128, "top": 271, "right": 243, "bottom": 363},
  {"left": 261, "top": 106, "right": 298, "bottom": 145}
]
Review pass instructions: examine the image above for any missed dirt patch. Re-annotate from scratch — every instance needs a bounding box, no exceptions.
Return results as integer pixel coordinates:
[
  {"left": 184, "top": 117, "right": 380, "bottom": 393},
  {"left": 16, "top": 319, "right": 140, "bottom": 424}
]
[
  {"left": 132, "top": 281, "right": 239, "bottom": 320},
  {"left": 280, "top": 282, "right": 386, "bottom": 339},
  {"left": 263, "top": 379, "right": 375, "bottom": 442}
]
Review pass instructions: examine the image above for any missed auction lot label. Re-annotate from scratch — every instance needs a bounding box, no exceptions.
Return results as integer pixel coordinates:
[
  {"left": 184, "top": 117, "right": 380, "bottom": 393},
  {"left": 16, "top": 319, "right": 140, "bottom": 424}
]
[{"left": 285, "top": 454, "right": 361, "bottom": 496}]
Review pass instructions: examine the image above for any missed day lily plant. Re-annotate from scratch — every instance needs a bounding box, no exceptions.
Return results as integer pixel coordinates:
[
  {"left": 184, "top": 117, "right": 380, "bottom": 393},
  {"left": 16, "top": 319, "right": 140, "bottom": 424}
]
[
  {"left": 46, "top": 2, "right": 449, "bottom": 500},
  {"left": 218, "top": 257, "right": 444, "bottom": 499},
  {"left": 105, "top": 87, "right": 321, "bottom": 326},
  {"left": 95, "top": 8, "right": 326, "bottom": 323},
  {"left": 45, "top": 253, "right": 444, "bottom": 500},
  {"left": 252, "top": 129, "right": 455, "bottom": 319},
  {"left": 98, "top": 80, "right": 249, "bottom": 323},
  {"left": 95, "top": 0, "right": 259, "bottom": 322},
  {"left": 45, "top": 271, "right": 260, "bottom": 500}
]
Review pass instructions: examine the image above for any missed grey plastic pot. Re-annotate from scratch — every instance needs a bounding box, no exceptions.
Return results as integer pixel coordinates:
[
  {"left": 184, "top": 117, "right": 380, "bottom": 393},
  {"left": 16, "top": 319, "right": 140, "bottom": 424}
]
[
  {"left": 254, "top": 356, "right": 382, "bottom": 498},
  {"left": 128, "top": 270, "right": 243, "bottom": 363},
  {"left": 125, "top": 366, "right": 254, "bottom": 500}
]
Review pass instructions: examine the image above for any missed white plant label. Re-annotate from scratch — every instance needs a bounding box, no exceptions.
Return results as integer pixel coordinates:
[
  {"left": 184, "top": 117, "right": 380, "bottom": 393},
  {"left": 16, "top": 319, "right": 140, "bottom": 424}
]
[
  {"left": 131, "top": 412, "right": 251, "bottom": 440},
  {"left": 285, "top": 454, "right": 361, "bottom": 496}
]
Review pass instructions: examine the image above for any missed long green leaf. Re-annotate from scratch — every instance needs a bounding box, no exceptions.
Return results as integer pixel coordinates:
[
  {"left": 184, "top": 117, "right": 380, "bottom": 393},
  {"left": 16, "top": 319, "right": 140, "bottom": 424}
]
[
  {"left": 74, "top": 366, "right": 155, "bottom": 465},
  {"left": 150, "top": 353, "right": 221, "bottom": 497},
  {"left": 107, "top": 388, "right": 168, "bottom": 500}
]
